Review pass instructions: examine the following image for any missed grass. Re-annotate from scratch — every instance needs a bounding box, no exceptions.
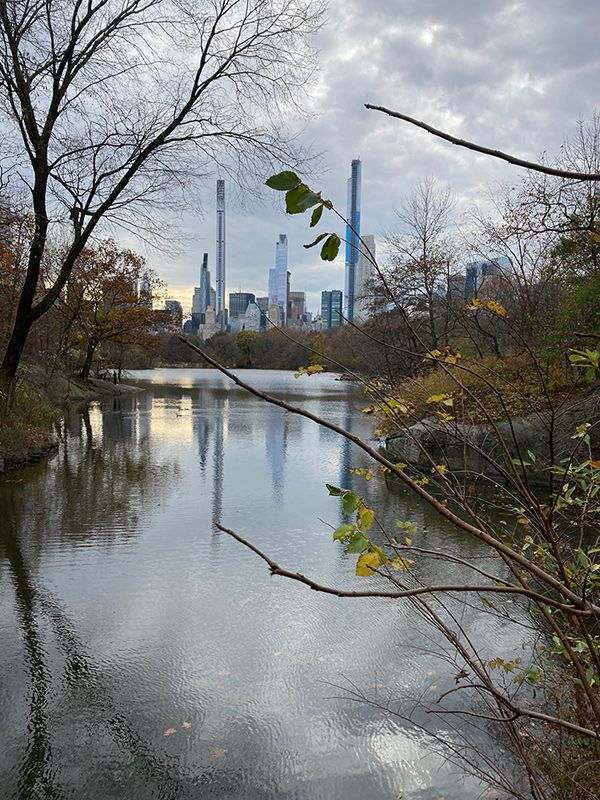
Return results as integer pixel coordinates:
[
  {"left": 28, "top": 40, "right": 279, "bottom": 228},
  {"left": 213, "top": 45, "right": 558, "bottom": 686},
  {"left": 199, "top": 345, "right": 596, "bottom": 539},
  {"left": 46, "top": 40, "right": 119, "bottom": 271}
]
[
  {"left": 0, "top": 381, "right": 59, "bottom": 471},
  {"left": 397, "top": 353, "right": 583, "bottom": 425}
]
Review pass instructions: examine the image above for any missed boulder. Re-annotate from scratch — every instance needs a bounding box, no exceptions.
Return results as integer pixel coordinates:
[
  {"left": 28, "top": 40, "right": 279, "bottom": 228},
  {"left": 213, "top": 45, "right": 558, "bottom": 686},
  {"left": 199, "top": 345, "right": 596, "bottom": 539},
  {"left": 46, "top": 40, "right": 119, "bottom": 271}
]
[{"left": 384, "top": 394, "right": 600, "bottom": 486}]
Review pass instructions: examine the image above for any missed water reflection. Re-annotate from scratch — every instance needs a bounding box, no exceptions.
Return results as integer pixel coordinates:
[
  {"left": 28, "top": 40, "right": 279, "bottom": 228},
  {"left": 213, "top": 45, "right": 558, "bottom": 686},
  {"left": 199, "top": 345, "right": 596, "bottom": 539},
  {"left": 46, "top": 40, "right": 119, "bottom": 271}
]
[{"left": 0, "top": 369, "right": 526, "bottom": 800}]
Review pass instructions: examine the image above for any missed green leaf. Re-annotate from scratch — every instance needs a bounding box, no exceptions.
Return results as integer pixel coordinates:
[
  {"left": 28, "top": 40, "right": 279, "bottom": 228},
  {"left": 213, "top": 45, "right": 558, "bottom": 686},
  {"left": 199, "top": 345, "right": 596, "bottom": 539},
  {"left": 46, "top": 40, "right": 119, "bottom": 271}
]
[
  {"left": 333, "top": 523, "right": 355, "bottom": 541},
  {"left": 371, "top": 545, "right": 388, "bottom": 566},
  {"left": 295, "top": 189, "right": 321, "bottom": 211},
  {"left": 285, "top": 184, "right": 310, "bottom": 214},
  {"left": 303, "top": 232, "right": 329, "bottom": 250},
  {"left": 320, "top": 233, "right": 341, "bottom": 261},
  {"left": 265, "top": 171, "right": 301, "bottom": 191},
  {"left": 346, "top": 532, "right": 370, "bottom": 553},
  {"left": 310, "top": 204, "right": 324, "bottom": 228},
  {"left": 342, "top": 491, "right": 360, "bottom": 515},
  {"left": 578, "top": 548, "right": 591, "bottom": 569},
  {"left": 326, "top": 484, "right": 344, "bottom": 496},
  {"left": 356, "top": 504, "right": 375, "bottom": 532}
]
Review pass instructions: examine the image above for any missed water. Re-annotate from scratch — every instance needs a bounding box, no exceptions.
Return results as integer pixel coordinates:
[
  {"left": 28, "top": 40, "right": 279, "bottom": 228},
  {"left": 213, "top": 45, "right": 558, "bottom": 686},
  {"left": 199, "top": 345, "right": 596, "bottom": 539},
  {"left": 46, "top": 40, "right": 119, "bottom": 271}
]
[{"left": 0, "top": 369, "right": 526, "bottom": 799}]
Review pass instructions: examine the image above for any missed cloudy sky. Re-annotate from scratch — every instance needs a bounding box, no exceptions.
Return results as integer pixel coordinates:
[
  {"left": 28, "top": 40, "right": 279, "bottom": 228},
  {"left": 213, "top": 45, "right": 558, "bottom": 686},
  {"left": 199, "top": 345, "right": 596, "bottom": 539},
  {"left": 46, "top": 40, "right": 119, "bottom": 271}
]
[{"left": 153, "top": 0, "right": 600, "bottom": 317}]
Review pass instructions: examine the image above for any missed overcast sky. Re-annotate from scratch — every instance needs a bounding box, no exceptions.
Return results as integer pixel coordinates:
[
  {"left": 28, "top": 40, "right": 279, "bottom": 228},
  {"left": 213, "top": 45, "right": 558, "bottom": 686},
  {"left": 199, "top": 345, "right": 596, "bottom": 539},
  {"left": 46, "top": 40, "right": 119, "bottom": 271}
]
[{"left": 151, "top": 0, "right": 600, "bottom": 317}]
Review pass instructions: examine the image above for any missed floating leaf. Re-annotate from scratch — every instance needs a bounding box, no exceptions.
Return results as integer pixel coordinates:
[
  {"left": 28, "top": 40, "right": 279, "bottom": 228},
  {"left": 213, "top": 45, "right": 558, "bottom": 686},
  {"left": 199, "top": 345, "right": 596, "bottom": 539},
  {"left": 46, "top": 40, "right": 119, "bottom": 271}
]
[
  {"left": 164, "top": 728, "right": 176, "bottom": 736},
  {"left": 182, "top": 722, "right": 191, "bottom": 728},
  {"left": 326, "top": 484, "right": 344, "bottom": 496},
  {"left": 212, "top": 747, "right": 226, "bottom": 758}
]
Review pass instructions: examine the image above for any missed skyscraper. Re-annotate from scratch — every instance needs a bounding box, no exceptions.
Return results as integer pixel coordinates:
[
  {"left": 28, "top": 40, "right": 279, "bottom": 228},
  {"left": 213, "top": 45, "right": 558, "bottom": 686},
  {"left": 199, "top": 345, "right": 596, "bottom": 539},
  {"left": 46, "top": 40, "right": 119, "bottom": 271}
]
[
  {"left": 321, "top": 290, "right": 343, "bottom": 328},
  {"left": 344, "top": 158, "right": 362, "bottom": 323},
  {"left": 355, "top": 234, "right": 375, "bottom": 320},
  {"left": 200, "top": 252, "right": 210, "bottom": 315},
  {"left": 216, "top": 180, "right": 226, "bottom": 331},
  {"left": 228, "top": 292, "right": 256, "bottom": 319},
  {"left": 268, "top": 233, "right": 289, "bottom": 326}
]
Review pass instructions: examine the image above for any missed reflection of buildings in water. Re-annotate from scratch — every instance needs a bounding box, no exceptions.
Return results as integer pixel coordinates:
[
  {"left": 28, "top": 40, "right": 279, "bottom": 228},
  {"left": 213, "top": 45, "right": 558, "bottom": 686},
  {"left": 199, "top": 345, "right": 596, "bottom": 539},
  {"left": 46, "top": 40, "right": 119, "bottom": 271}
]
[
  {"left": 136, "top": 392, "right": 152, "bottom": 441},
  {"left": 192, "top": 405, "right": 210, "bottom": 476},
  {"left": 265, "top": 406, "right": 290, "bottom": 502},
  {"left": 340, "top": 404, "right": 355, "bottom": 493},
  {"left": 212, "top": 395, "right": 225, "bottom": 528}
]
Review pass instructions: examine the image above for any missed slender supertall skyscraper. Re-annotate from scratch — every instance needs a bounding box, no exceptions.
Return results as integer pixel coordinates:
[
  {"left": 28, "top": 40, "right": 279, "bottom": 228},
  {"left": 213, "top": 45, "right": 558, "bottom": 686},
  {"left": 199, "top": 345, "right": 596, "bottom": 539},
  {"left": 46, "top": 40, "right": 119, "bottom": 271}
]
[
  {"left": 344, "top": 158, "right": 362, "bottom": 323},
  {"left": 216, "top": 180, "right": 226, "bottom": 330},
  {"left": 200, "top": 253, "right": 210, "bottom": 315}
]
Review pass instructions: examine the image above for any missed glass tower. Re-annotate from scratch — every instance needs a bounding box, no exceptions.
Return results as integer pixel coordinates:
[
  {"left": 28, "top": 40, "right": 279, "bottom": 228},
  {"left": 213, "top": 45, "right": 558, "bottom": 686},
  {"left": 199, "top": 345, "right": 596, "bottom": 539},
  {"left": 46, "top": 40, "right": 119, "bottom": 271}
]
[{"left": 344, "top": 158, "right": 362, "bottom": 323}]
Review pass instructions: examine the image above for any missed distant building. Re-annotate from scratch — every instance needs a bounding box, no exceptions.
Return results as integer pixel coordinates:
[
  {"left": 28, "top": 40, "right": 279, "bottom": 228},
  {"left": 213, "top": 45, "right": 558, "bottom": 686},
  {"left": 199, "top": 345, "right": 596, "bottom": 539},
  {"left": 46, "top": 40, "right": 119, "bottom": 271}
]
[
  {"left": 288, "top": 291, "right": 306, "bottom": 328},
  {"left": 229, "top": 292, "right": 256, "bottom": 319},
  {"left": 344, "top": 158, "right": 362, "bottom": 322},
  {"left": 139, "top": 273, "right": 153, "bottom": 309},
  {"left": 196, "top": 305, "right": 220, "bottom": 340},
  {"left": 256, "top": 296, "right": 269, "bottom": 330},
  {"left": 164, "top": 300, "right": 183, "bottom": 329},
  {"left": 199, "top": 253, "right": 211, "bottom": 314},
  {"left": 243, "top": 302, "right": 262, "bottom": 332},
  {"left": 321, "top": 290, "right": 343, "bottom": 328},
  {"left": 216, "top": 180, "right": 226, "bottom": 330},
  {"left": 464, "top": 257, "right": 512, "bottom": 300},
  {"left": 268, "top": 234, "right": 289, "bottom": 325},
  {"left": 355, "top": 234, "right": 375, "bottom": 320},
  {"left": 267, "top": 301, "right": 282, "bottom": 328}
]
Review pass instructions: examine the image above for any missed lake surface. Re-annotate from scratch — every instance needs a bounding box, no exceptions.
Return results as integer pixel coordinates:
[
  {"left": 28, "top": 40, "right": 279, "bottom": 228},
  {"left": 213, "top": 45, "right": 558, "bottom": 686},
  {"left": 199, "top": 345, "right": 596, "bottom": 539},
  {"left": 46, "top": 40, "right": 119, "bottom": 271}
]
[{"left": 0, "top": 369, "right": 526, "bottom": 799}]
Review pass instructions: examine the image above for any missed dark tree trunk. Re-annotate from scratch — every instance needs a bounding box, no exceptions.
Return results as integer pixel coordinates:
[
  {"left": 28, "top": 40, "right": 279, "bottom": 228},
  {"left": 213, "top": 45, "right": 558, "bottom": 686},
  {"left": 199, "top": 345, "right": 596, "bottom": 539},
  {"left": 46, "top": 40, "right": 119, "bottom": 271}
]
[{"left": 79, "top": 340, "right": 98, "bottom": 382}]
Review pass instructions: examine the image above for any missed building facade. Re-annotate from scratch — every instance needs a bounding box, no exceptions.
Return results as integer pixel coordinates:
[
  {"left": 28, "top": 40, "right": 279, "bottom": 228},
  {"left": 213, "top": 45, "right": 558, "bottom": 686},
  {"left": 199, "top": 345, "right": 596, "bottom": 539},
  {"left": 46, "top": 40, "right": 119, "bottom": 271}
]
[
  {"left": 216, "top": 180, "right": 226, "bottom": 330},
  {"left": 344, "top": 158, "right": 362, "bottom": 323},
  {"left": 321, "top": 290, "right": 343, "bottom": 328},
  {"left": 228, "top": 292, "right": 256, "bottom": 319},
  {"left": 268, "top": 234, "right": 289, "bottom": 326},
  {"left": 355, "top": 234, "right": 375, "bottom": 320}
]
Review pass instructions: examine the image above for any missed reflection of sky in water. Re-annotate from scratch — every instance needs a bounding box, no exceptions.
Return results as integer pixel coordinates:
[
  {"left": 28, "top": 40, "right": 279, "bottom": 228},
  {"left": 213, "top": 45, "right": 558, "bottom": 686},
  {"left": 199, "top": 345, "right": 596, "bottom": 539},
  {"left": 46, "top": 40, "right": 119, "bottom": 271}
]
[{"left": 0, "top": 369, "right": 531, "bottom": 800}]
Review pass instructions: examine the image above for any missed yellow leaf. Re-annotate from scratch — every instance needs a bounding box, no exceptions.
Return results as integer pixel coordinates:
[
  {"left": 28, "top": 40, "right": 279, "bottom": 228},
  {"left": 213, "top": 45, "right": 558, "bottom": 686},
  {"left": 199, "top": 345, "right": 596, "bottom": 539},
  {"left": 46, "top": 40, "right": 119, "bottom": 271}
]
[
  {"left": 164, "top": 728, "right": 176, "bottom": 736},
  {"left": 405, "top": 537, "right": 412, "bottom": 545},
  {"left": 182, "top": 722, "right": 191, "bottom": 728},
  {"left": 517, "top": 517, "right": 529, "bottom": 525},
  {"left": 391, "top": 557, "right": 414, "bottom": 571},
  {"left": 356, "top": 551, "right": 379, "bottom": 576},
  {"left": 588, "top": 460, "right": 600, "bottom": 469}
]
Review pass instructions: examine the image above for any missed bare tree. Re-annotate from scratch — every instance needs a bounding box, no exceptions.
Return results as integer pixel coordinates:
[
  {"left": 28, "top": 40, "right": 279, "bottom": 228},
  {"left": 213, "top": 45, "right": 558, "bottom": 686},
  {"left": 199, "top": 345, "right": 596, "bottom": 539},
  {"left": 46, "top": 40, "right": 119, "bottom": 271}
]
[
  {"left": 383, "top": 177, "right": 457, "bottom": 347},
  {"left": 0, "top": 0, "right": 324, "bottom": 397}
]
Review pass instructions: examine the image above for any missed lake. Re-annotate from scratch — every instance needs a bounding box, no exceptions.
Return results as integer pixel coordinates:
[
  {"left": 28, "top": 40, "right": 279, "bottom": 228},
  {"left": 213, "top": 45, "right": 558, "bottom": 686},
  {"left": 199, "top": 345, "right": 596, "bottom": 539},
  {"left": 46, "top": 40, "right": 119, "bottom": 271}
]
[{"left": 0, "top": 369, "right": 527, "bottom": 799}]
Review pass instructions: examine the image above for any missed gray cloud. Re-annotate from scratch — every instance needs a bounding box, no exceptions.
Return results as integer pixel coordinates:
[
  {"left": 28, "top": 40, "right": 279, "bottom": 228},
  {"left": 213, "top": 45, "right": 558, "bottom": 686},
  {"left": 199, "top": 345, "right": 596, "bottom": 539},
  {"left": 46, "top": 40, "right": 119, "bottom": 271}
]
[{"left": 148, "top": 0, "right": 600, "bottom": 317}]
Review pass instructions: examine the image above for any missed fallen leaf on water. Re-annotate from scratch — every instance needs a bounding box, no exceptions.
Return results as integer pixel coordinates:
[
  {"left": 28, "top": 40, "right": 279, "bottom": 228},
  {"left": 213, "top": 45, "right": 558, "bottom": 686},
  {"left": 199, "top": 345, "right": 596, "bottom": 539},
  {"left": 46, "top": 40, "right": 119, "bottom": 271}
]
[
  {"left": 212, "top": 747, "right": 226, "bottom": 758},
  {"left": 427, "top": 669, "right": 435, "bottom": 676},
  {"left": 218, "top": 670, "right": 231, "bottom": 676},
  {"left": 182, "top": 722, "right": 191, "bottom": 729},
  {"left": 232, "top": 715, "right": 243, "bottom": 722},
  {"left": 318, "top": 656, "right": 325, "bottom": 661},
  {"left": 387, "top": 664, "right": 394, "bottom": 670},
  {"left": 372, "top": 683, "right": 382, "bottom": 688},
  {"left": 164, "top": 728, "right": 176, "bottom": 736},
  {"left": 428, "top": 685, "right": 438, "bottom": 691},
  {"left": 274, "top": 651, "right": 282, "bottom": 656}
]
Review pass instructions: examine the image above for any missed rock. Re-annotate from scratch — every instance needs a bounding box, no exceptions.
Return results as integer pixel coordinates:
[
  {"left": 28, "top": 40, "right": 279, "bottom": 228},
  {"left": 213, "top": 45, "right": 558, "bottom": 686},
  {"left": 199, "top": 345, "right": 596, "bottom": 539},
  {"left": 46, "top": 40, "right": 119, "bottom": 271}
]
[{"left": 384, "top": 395, "right": 600, "bottom": 486}]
